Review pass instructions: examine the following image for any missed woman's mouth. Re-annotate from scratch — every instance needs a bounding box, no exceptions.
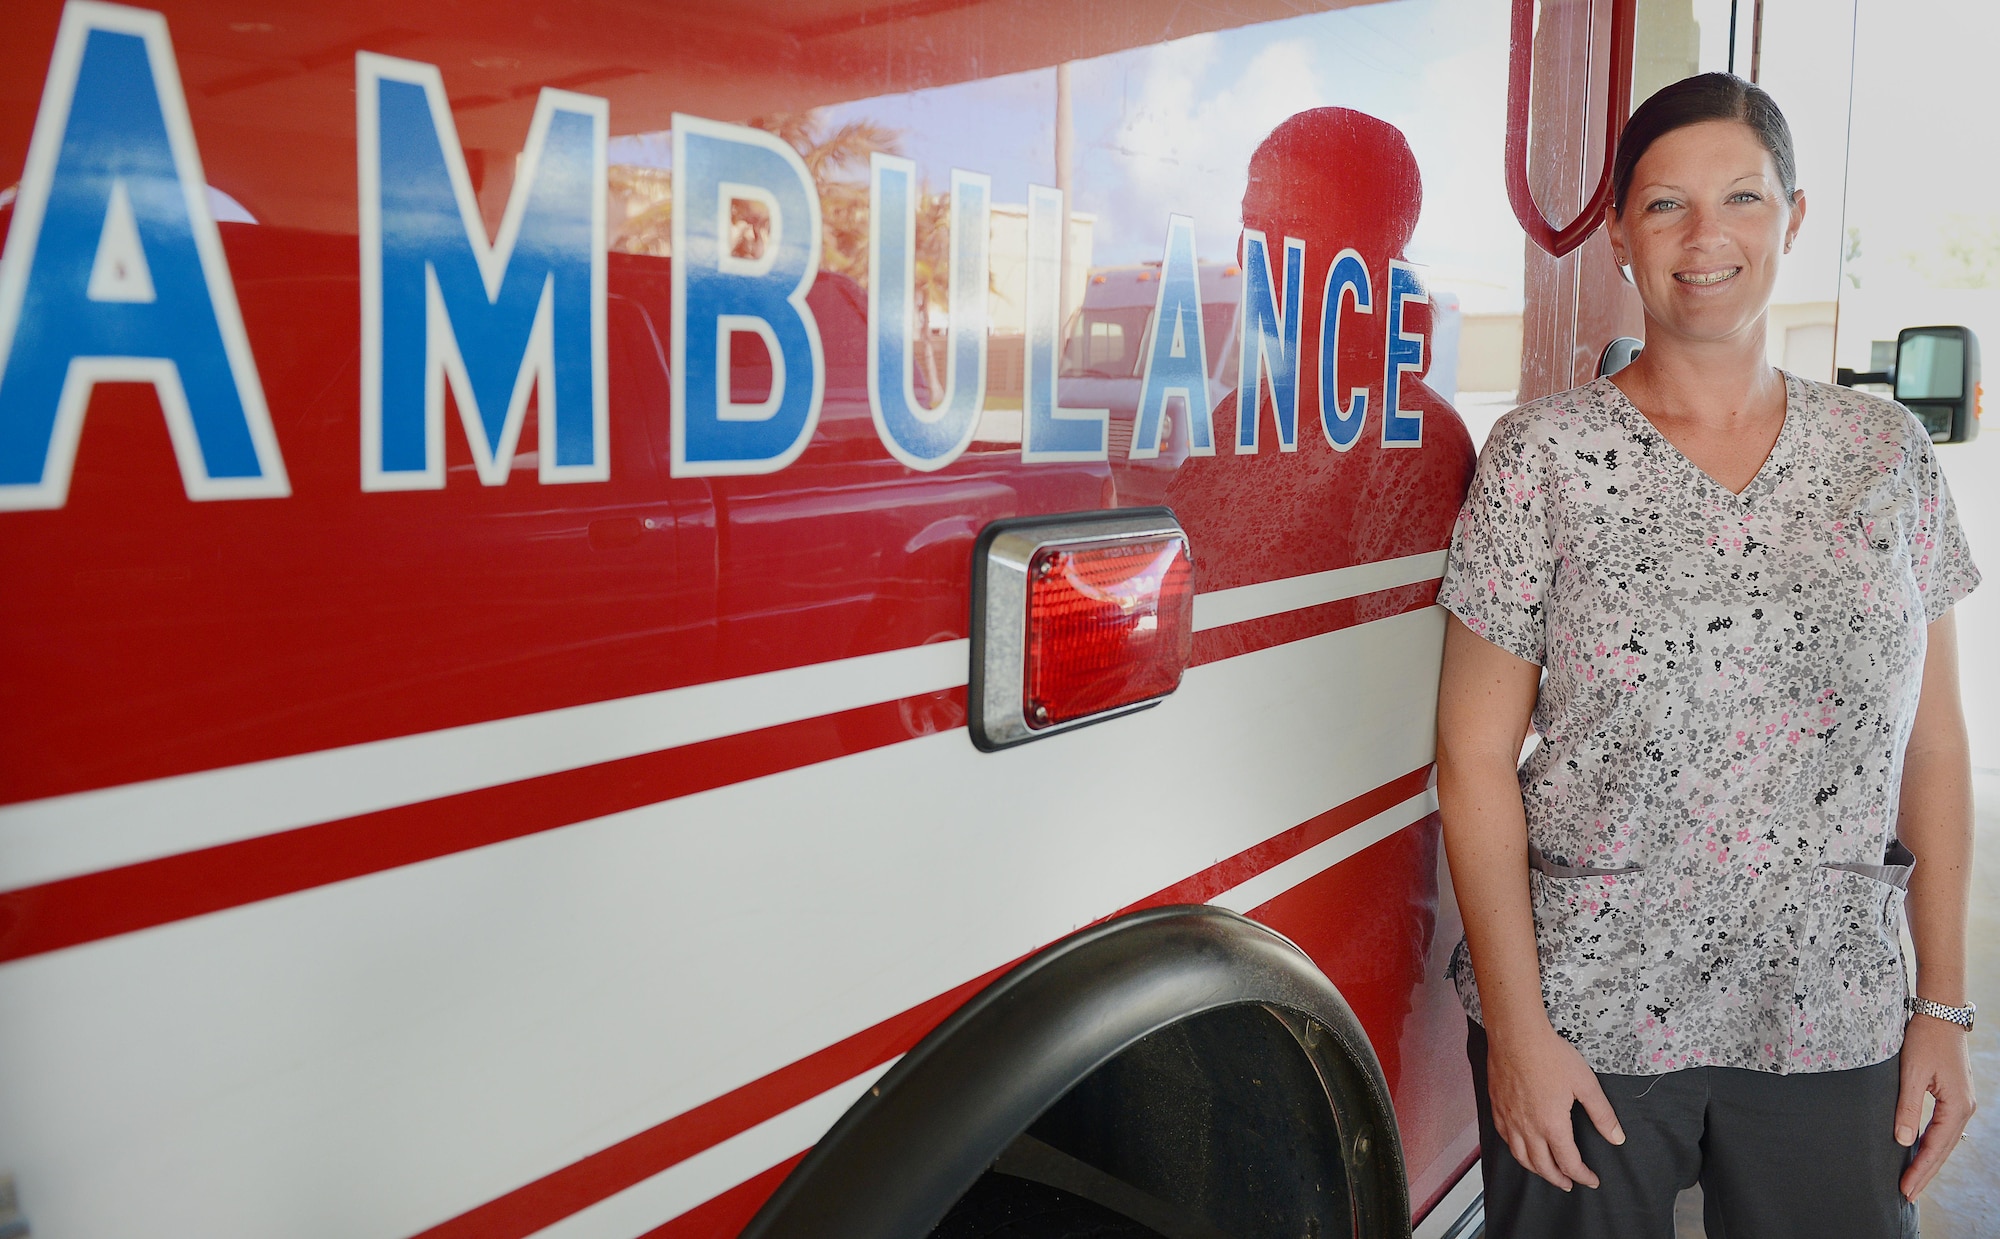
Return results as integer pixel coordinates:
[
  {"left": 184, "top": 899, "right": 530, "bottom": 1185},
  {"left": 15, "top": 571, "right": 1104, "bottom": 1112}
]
[{"left": 1675, "top": 266, "right": 1741, "bottom": 286}]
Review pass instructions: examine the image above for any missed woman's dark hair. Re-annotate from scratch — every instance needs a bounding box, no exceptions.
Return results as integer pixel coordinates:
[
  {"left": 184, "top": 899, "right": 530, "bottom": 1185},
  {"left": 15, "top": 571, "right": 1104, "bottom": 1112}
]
[{"left": 1611, "top": 73, "right": 1796, "bottom": 213}]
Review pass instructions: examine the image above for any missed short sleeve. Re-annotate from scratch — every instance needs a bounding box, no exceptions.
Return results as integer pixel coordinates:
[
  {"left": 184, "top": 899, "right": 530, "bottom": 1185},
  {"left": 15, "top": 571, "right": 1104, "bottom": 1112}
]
[
  {"left": 1438, "top": 412, "right": 1556, "bottom": 664},
  {"left": 1908, "top": 428, "right": 1980, "bottom": 621}
]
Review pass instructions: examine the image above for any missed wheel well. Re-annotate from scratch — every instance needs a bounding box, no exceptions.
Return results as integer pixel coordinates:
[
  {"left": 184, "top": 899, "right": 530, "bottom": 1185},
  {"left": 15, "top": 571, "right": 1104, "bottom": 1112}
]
[{"left": 739, "top": 906, "right": 1410, "bottom": 1239}]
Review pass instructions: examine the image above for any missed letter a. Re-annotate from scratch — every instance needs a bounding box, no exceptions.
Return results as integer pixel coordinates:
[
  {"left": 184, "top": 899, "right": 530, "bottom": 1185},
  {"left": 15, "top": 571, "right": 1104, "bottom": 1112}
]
[
  {"left": 1132, "top": 214, "right": 1213, "bottom": 459},
  {"left": 0, "top": 1, "right": 287, "bottom": 510}
]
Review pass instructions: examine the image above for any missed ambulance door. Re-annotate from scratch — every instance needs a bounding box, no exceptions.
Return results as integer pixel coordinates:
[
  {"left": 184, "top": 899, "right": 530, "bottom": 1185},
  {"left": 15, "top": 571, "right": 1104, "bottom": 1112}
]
[{"left": 1513, "top": 0, "right": 1858, "bottom": 403}]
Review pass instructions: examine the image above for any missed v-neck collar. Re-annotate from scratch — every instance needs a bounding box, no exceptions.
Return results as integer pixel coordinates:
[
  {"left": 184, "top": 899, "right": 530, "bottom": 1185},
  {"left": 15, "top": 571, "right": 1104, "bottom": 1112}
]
[{"left": 1601, "top": 371, "right": 1798, "bottom": 505}]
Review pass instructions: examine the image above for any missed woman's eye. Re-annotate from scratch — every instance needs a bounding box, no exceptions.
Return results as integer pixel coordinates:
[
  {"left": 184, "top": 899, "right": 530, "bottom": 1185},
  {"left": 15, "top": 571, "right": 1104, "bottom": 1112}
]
[
  {"left": 1730, "top": 191, "right": 1763, "bottom": 204},
  {"left": 1646, "top": 199, "right": 1680, "bottom": 213}
]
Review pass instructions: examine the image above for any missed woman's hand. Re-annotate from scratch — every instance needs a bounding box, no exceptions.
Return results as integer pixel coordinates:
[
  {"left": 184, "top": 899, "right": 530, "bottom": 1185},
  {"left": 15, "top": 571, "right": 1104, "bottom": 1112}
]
[
  {"left": 1894, "top": 612, "right": 1977, "bottom": 1203},
  {"left": 1486, "top": 1019, "right": 1628, "bottom": 1191},
  {"left": 1896, "top": 1013, "right": 1977, "bottom": 1201},
  {"left": 1440, "top": 617, "right": 1624, "bottom": 1189}
]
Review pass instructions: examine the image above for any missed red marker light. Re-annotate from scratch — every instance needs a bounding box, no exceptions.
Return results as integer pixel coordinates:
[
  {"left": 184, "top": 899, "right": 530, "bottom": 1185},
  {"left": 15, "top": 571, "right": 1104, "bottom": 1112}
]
[
  {"left": 1024, "top": 536, "right": 1194, "bottom": 728},
  {"left": 970, "top": 510, "right": 1194, "bottom": 750}
]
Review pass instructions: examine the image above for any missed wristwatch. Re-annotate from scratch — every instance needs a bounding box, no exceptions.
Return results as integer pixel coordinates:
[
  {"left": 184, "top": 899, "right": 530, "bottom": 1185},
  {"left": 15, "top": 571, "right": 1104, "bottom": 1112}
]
[{"left": 1908, "top": 995, "right": 1977, "bottom": 1031}]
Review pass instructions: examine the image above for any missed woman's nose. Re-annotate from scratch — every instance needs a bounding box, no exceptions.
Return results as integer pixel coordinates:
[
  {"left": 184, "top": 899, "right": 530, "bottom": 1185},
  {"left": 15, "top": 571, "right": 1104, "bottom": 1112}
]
[{"left": 1682, "top": 204, "right": 1730, "bottom": 250}]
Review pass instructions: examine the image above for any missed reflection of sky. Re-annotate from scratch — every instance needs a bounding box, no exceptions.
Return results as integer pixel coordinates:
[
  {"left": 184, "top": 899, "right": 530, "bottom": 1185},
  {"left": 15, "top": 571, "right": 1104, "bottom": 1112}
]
[
  {"left": 819, "top": 0, "right": 1522, "bottom": 312},
  {"left": 607, "top": 130, "right": 672, "bottom": 169},
  {"left": 604, "top": 0, "right": 1865, "bottom": 319}
]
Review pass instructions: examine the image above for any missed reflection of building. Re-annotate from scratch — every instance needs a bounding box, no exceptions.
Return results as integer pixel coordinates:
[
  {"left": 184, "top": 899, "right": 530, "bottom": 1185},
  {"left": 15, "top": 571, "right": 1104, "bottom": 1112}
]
[
  {"left": 1456, "top": 301, "right": 1845, "bottom": 397},
  {"left": 984, "top": 202, "right": 1094, "bottom": 402},
  {"left": 1456, "top": 313, "right": 1524, "bottom": 395},
  {"left": 598, "top": 173, "right": 1096, "bottom": 410},
  {"left": 1767, "top": 301, "right": 1838, "bottom": 381}
]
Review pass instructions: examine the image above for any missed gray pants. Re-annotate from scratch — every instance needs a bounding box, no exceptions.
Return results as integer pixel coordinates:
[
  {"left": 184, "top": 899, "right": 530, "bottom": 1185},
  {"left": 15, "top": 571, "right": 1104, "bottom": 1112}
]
[{"left": 1468, "top": 1020, "right": 1919, "bottom": 1239}]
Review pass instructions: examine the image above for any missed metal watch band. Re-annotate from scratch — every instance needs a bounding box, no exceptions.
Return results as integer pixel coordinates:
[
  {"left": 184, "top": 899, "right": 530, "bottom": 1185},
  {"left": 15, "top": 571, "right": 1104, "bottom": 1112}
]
[{"left": 1908, "top": 996, "right": 1977, "bottom": 1030}]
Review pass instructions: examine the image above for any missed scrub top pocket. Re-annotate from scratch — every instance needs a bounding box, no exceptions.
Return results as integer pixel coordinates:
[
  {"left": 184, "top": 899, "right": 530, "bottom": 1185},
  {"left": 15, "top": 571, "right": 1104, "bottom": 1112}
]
[
  {"left": 1532, "top": 865, "right": 1649, "bottom": 1047},
  {"left": 1789, "top": 865, "right": 1911, "bottom": 1069}
]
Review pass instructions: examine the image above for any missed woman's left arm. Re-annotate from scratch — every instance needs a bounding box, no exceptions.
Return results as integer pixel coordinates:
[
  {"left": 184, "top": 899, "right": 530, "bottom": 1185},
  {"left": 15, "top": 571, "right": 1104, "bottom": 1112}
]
[{"left": 1895, "top": 609, "right": 1978, "bottom": 1201}]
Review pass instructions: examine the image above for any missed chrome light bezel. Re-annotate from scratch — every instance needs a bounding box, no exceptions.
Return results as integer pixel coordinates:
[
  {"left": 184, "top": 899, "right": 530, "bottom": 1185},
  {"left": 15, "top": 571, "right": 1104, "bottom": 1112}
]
[{"left": 968, "top": 506, "right": 1191, "bottom": 752}]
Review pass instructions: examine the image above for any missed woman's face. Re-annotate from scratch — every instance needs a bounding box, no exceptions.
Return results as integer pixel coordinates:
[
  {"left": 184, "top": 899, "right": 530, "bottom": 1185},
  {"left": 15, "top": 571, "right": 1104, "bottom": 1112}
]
[{"left": 1606, "top": 119, "right": 1805, "bottom": 347}]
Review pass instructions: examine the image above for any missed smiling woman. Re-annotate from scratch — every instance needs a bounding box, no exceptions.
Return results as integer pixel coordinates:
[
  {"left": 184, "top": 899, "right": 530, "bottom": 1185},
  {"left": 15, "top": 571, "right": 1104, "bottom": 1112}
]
[
  {"left": 1435, "top": 73, "right": 1982, "bottom": 1239},
  {"left": 1605, "top": 102, "right": 1801, "bottom": 492}
]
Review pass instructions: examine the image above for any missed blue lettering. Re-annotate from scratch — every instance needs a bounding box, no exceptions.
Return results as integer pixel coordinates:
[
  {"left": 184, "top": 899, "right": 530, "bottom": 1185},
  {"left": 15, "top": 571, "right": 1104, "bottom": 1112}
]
[
  {"left": 867, "top": 157, "right": 989, "bottom": 471},
  {"left": 1021, "top": 185, "right": 1107, "bottom": 462},
  {"left": 1383, "top": 260, "right": 1427, "bottom": 447},
  {"left": 671, "top": 114, "right": 823, "bottom": 476},
  {"left": 1132, "top": 214, "right": 1212, "bottom": 459},
  {"left": 359, "top": 53, "right": 608, "bottom": 489},
  {"left": 1236, "top": 230, "right": 1304, "bottom": 454},
  {"left": 0, "top": 2, "right": 286, "bottom": 510},
  {"left": 1318, "top": 248, "right": 1373, "bottom": 452}
]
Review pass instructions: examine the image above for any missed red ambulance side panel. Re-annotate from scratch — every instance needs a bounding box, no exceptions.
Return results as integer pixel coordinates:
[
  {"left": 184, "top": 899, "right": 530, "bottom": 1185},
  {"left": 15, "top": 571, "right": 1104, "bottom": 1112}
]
[{"left": 0, "top": 2, "right": 1494, "bottom": 1235}]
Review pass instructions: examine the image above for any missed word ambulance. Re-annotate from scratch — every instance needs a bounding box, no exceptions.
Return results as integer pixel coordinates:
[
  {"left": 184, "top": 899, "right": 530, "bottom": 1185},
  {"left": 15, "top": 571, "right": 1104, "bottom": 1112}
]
[{"left": 0, "top": 1, "right": 1431, "bottom": 511}]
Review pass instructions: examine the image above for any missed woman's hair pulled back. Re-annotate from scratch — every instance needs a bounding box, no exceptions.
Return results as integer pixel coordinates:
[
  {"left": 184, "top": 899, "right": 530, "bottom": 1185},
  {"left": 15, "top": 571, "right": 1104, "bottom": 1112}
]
[{"left": 1612, "top": 73, "right": 1796, "bottom": 213}]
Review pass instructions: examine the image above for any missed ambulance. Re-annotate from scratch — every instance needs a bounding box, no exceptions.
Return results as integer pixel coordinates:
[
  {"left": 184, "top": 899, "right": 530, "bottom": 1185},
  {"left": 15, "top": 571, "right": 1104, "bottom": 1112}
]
[{"left": 2, "top": 1, "right": 1966, "bottom": 1237}]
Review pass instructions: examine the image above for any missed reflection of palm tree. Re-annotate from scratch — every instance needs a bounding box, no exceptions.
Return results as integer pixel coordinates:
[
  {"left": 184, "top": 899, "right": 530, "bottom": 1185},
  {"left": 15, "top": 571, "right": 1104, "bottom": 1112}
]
[
  {"left": 607, "top": 109, "right": 903, "bottom": 269},
  {"left": 749, "top": 112, "right": 900, "bottom": 288},
  {"left": 608, "top": 165, "right": 673, "bottom": 256},
  {"left": 908, "top": 185, "right": 953, "bottom": 397},
  {"left": 753, "top": 113, "right": 962, "bottom": 399}
]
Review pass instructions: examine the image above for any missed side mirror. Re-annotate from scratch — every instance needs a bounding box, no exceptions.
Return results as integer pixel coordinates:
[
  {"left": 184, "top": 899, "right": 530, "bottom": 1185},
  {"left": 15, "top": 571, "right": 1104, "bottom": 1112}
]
[
  {"left": 1598, "top": 336, "right": 1643, "bottom": 378},
  {"left": 1894, "top": 326, "right": 1979, "bottom": 443},
  {"left": 1838, "top": 325, "right": 1981, "bottom": 444}
]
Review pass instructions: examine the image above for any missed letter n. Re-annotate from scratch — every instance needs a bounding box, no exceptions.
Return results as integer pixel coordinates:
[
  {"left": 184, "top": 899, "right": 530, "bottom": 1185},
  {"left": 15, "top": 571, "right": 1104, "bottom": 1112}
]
[{"left": 1235, "top": 230, "right": 1304, "bottom": 454}]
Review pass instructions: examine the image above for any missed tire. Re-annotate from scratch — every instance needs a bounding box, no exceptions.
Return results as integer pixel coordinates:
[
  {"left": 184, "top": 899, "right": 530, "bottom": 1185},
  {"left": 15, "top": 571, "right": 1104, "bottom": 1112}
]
[
  {"left": 741, "top": 907, "right": 1408, "bottom": 1239},
  {"left": 931, "top": 1174, "right": 1163, "bottom": 1239}
]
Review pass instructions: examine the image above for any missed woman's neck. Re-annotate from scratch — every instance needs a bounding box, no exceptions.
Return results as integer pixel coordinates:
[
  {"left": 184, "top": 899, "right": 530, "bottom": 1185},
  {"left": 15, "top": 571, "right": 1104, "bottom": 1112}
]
[{"left": 1612, "top": 316, "right": 1782, "bottom": 428}]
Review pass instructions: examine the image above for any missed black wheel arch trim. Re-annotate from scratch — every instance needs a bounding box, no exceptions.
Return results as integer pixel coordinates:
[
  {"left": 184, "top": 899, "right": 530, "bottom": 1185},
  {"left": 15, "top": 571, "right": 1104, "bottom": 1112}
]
[{"left": 738, "top": 904, "right": 1412, "bottom": 1239}]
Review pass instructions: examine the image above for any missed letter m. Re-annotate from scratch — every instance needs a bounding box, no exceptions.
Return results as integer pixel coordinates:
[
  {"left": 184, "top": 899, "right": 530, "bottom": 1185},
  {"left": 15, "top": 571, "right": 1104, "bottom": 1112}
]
[{"left": 358, "top": 53, "right": 607, "bottom": 489}]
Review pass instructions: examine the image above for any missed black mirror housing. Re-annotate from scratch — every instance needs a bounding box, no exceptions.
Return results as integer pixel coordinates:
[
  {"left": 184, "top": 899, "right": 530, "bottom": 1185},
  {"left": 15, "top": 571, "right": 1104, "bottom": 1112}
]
[{"left": 1894, "top": 325, "right": 1980, "bottom": 444}]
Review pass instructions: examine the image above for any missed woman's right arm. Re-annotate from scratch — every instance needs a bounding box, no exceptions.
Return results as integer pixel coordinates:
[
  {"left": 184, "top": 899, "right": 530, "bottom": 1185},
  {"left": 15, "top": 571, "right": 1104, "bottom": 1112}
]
[{"left": 1437, "top": 615, "right": 1627, "bottom": 1190}]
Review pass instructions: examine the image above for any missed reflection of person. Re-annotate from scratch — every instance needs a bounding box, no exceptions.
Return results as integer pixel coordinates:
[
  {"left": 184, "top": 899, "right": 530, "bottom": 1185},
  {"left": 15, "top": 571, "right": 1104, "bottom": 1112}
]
[
  {"left": 1435, "top": 74, "right": 1979, "bottom": 1236},
  {"left": 1167, "top": 106, "right": 1473, "bottom": 1098},
  {"left": 1169, "top": 106, "right": 1470, "bottom": 596}
]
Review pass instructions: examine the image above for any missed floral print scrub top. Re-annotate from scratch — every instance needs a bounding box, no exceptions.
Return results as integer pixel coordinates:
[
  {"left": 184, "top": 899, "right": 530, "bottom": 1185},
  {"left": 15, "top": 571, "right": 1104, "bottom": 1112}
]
[{"left": 1441, "top": 373, "right": 1980, "bottom": 1076}]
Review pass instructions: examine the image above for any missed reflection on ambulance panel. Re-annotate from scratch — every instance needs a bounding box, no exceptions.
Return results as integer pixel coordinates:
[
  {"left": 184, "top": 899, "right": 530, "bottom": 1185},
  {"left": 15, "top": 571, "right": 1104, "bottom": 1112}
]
[{"left": 1028, "top": 261, "right": 1236, "bottom": 505}]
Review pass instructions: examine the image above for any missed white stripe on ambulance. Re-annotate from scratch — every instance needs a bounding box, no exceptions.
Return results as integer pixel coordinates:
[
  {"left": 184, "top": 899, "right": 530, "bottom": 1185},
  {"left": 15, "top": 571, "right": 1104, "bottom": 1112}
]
[
  {"left": 529, "top": 1060, "right": 901, "bottom": 1239},
  {"left": 0, "top": 553, "right": 1445, "bottom": 896}
]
